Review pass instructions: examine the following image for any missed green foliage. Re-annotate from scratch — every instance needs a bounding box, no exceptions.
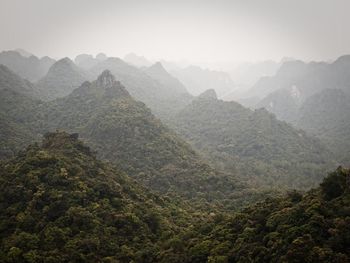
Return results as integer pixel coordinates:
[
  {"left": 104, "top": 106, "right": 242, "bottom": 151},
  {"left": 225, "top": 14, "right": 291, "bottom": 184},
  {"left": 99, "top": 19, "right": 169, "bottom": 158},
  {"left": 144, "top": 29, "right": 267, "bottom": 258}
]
[
  {"left": 170, "top": 168, "right": 350, "bottom": 262},
  {"left": 0, "top": 132, "right": 197, "bottom": 263},
  {"left": 171, "top": 95, "right": 335, "bottom": 189}
]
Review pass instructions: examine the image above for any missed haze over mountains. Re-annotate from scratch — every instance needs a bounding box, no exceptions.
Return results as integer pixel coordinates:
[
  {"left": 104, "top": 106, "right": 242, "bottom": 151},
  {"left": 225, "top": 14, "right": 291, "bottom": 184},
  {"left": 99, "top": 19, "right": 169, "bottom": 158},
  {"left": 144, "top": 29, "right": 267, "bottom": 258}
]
[{"left": 0, "top": 48, "right": 350, "bottom": 262}]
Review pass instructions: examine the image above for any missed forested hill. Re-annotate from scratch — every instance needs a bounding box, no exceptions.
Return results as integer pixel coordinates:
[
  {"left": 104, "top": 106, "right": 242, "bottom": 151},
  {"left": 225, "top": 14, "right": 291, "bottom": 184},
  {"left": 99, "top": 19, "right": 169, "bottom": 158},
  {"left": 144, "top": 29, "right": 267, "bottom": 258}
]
[
  {"left": 171, "top": 90, "right": 334, "bottom": 189},
  {"left": 36, "top": 57, "right": 89, "bottom": 100},
  {"left": 0, "top": 65, "right": 41, "bottom": 159},
  {"left": 173, "top": 167, "right": 350, "bottom": 262},
  {"left": 30, "top": 71, "right": 254, "bottom": 207},
  {"left": 0, "top": 133, "right": 348, "bottom": 262},
  {"left": 0, "top": 131, "right": 197, "bottom": 262}
]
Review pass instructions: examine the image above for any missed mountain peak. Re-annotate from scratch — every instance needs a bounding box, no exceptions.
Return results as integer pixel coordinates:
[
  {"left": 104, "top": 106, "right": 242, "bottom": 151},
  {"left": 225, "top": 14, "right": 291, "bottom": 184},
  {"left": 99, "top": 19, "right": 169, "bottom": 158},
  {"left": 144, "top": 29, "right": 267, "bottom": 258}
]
[
  {"left": 198, "top": 89, "right": 217, "bottom": 100},
  {"left": 56, "top": 57, "right": 74, "bottom": 66},
  {"left": 96, "top": 70, "right": 116, "bottom": 87}
]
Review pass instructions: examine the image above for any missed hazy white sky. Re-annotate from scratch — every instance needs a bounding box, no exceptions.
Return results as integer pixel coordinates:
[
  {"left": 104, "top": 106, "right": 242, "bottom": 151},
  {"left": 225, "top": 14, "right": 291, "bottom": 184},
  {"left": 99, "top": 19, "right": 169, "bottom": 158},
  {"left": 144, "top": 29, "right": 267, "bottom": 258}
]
[{"left": 0, "top": 0, "right": 349, "bottom": 63}]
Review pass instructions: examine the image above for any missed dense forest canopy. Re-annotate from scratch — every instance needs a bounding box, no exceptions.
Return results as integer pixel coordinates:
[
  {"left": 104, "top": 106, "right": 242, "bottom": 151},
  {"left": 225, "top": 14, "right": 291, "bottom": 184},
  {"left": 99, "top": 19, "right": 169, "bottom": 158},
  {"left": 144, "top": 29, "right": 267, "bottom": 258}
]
[{"left": 0, "top": 45, "right": 349, "bottom": 262}]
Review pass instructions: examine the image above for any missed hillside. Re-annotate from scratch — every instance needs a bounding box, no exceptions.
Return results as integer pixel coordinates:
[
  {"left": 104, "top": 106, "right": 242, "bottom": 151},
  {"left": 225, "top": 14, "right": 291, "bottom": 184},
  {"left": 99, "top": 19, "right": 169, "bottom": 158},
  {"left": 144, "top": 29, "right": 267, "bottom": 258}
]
[
  {"left": 33, "top": 71, "right": 252, "bottom": 206},
  {"left": 254, "top": 56, "right": 350, "bottom": 121},
  {"left": 144, "top": 62, "right": 188, "bottom": 95},
  {"left": 172, "top": 167, "right": 350, "bottom": 262},
  {"left": 172, "top": 90, "right": 334, "bottom": 189},
  {"left": 0, "top": 66, "right": 41, "bottom": 159},
  {"left": 36, "top": 58, "right": 89, "bottom": 100},
  {"left": 88, "top": 57, "right": 193, "bottom": 119},
  {"left": 298, "top": 89, "right": 350, "bottom": 166},
  {"left": 0, "top": 64, "right": 40, "bottom": 98},
  {"left": 0, "top": 131, "right": 196, "bottom": 262}
]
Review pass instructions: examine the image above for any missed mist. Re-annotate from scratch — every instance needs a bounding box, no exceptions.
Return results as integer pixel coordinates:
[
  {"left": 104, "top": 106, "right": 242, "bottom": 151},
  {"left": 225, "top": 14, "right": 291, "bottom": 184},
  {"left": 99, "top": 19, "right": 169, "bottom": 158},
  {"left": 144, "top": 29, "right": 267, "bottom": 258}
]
[
  {"left": 1, "top": 1, "right": 350, "bottom": 262},
  {"left": 1, "top": 0, "right": 350, "bottom": 63}
]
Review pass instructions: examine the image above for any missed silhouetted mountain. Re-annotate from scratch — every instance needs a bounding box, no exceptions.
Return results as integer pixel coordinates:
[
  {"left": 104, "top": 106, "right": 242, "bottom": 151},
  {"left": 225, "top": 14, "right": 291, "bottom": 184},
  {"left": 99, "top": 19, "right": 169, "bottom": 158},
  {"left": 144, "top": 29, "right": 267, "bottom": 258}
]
[
  {"left": 144, "top": 62, "right": 188, "bottom": 95},
  {"left": 36, "top": 57, "right": 88, "bottom": 100},
  {"left": 0, "top": 64, "right": 39, "bottom": 98},
  {"left": 171, "top": 91, "right": 334, "bottom": 189},
  {"left": 169, "top": 65, "right": 235, "bottom": 97},
  {"left": 74, "top": 54, "right": 99, "bottom": 69},
  {"left": 124, "top": 53, "right": 152, "bottom": 67},
  {"left": 255, "top": 55, "right": 350, "bottom": 122},
  {"left": 14, "top": 48, "right": 33, "bottom": 58},
  {"left": 0, "top": 50, "right": 55, "bottom": 81}
]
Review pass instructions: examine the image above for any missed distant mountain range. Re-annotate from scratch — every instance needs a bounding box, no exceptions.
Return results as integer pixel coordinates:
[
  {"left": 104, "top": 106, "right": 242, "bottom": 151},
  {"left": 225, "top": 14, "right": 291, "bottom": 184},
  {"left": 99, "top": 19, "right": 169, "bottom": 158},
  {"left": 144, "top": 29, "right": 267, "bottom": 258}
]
[
  {"left": 0, "top": 50, "right": 55, "bottom": 82},
  {"left": 252, "top": 55, "right": 350, "bottom": 166}
]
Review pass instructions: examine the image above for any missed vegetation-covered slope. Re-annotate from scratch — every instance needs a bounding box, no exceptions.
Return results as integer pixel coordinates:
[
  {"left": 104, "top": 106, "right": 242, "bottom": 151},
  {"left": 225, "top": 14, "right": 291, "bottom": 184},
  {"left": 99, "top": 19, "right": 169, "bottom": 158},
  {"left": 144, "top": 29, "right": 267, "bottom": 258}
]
[
  {"left": 33, "top": 71, "right": 248, "bottom": 206},
  {"left": 0, "top": 66, "right": 41, "bottom": 159},
  {"left": 174, "top": 167, "right": 350, "bottom": 263},
  {"left": 0, "top": 131, "right": 197, "bottom": 262},
  {"left": 172, "top": 91, "right": 334, "bottom": 189},
  {"left": 36, "top": 58, "right": 89, "bottom": 100},
  {"left": 0, "top": 50, "right": 55, "bottom": 82},
  {"left": 0, "top": 64, "right": 40, "bottom": 98},
  {"left": 298, "top": 89, "right": 350, "bottom": 166},
  {"left": 89, "top": 58, "right": 193, "bottom": 119}
]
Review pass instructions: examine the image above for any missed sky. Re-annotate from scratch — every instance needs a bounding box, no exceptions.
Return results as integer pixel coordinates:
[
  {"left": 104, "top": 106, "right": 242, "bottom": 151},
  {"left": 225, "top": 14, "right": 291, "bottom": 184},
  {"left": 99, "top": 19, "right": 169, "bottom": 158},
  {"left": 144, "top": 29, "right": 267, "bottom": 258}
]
[{"left": 0, "top": 0, "right": 349, "bottom": 63}]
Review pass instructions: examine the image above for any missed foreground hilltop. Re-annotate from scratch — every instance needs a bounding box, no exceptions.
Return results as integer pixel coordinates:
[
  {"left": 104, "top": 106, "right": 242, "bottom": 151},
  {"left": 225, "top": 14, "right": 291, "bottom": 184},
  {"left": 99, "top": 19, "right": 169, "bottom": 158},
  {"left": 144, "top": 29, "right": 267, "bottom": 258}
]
[
  {"left": 0, "top": 132, "right": 349, "bottom": 262},
  {"left": 0, "top": 131, "right": 195, "bottom": 262},
  {"left": 175, "top": 167, "right": 350, "bottom": 262}
]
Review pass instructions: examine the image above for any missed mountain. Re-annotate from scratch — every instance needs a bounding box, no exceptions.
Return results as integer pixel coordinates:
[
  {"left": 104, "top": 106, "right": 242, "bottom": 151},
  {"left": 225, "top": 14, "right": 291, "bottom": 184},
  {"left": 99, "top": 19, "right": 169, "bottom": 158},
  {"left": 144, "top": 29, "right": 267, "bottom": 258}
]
[
  {"left": 229, "top": 59, "right": 282, "bottom": 87},
  {"left": 124, "top": 53, "right": 152, "bottom": 67},
  {"left": 0, "top": 64, "right": 39, "bottom": 98},
  {"left": 171, "top": 90, "right": 334, "bottom": 189},
  {"left": 88, "top": 58, "right": 193, "bottom": 119},
  {"left": 0, "top": 50, "right": 55, "bottom": 82},
  {"left": 33, "top": 71, "right": 250, "bottom": 206},
  {"left": 174, "top": 167, "right": 350, "bottom": 262},
  {"left": 75, "top": 53, "right": 108, "bottom": 70},
  {"left": 253, "top": 56, "right": 350, "bottom": 166},
  {"left": 298, "top": 89, "right": 350, "bottom": 166},
  {"left": 169, "top": 65, "right": 235, "bottom": 97},
  {"left": 0, "top": 65, "right": 41, "bottom": 158},
  {"left": 14, "top": 48, "right": 33, "bottom": 58},
  {"left": 254, "top": 55, "right": 350, "bottom": 121},
  {"left": 255, "top": 85, "right": 302, "bottom": 124},
  {"left": 36, "top": 58, "right": 88, "bottom": 100},
  {"left": 0, "top": 131, "right": 196, "bottom": 262},
  {"left": 144, "top": 62, "right": 188, "bottom": 95}
]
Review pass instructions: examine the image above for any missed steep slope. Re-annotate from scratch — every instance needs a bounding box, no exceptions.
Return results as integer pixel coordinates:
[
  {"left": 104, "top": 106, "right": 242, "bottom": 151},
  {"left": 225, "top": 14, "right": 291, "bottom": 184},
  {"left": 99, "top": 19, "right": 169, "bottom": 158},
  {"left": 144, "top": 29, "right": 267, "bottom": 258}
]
[
  {"left": 36, "top": 58, "right": 88, "bottom": 100},
  {"left": 174, "top": 167, "right": 350, "bottom": 262},
  {"left": 172, "top": 90, "right": 334, "bottom": 189},
  {"left": 255, "top": 85, "right": 302, "bottom": 124},
  {"left": 0, "top": 50, "right": 55, "bottom": 82},
  {"left": 144, "top": 62, "right": 188, "bottom": 95},
  {"left": 0, "top": 66, "right": 41, "bottom": 159},
  {"left": 0, "top": 64, "right": 39, "bottom": 98},
  {"left": 298, "top": 89, "right": 350, "bottom": 166},
  {"left": 36, "top": 71, "right": 246, "bottom": 205},
  {"left": 89, "top": 57, "right": 193, "bottom": 119},
  {"left": 0, "top": 131, "right": 195, "bottom": 262},
  {"left": 255, "top": 55, "right": 350, "bottom": 123}
]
